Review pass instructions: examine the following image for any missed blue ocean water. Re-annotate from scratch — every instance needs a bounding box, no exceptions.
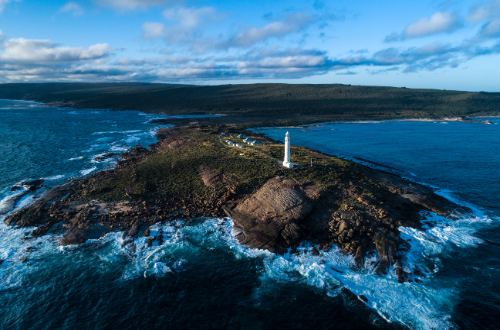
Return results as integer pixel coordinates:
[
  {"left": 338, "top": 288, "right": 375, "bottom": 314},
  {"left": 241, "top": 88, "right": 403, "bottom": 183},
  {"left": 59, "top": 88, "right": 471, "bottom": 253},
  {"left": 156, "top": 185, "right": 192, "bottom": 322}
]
[
  {"left": 254, "top": 120, "right": 500, "bottom": 329},
  {"left": 0, "top": 100, "right": 499, "bottom": 330}
]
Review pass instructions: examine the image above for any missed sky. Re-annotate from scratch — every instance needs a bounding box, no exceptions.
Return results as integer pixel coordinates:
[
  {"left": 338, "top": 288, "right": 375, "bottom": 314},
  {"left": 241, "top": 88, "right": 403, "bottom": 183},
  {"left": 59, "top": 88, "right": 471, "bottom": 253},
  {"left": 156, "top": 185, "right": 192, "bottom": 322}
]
[{"left": 1, "top": 0, "right": 500, "bottom": 91}]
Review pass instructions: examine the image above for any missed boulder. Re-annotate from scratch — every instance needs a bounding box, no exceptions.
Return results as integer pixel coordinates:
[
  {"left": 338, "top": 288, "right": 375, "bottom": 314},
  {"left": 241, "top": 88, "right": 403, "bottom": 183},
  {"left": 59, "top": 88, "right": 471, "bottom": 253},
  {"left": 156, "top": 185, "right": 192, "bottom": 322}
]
[
  {"left": 127, "top": 224, "right": 141, "bottom": 238},
  {"left": 227, "top": 177, "right": 319, "bottom": 250},
  {"left": 60, "top": 227, "right": 88, "bottom": 246},
  {"left": 281, "top": 223, "right": 303, "bottom": 245},
  {"left": 354, "top": 245, "right": 365, "bottom": 268}
]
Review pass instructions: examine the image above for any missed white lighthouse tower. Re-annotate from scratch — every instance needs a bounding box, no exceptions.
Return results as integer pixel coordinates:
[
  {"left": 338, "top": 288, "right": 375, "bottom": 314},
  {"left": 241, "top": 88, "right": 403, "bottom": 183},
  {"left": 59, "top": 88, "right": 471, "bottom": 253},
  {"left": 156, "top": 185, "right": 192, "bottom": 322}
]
[{"left": 283, "top": 131, "right": 293, "bottom": 168}]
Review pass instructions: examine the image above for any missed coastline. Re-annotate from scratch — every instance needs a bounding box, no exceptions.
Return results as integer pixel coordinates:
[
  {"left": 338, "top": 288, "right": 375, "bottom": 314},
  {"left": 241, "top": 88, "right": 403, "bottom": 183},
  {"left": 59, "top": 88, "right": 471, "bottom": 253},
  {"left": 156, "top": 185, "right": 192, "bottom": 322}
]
[
  {"left": 4, "top": 123, "right": 471, "bottom": 282},
  {"left": 1, "top": 99, "right": 498, "bottom": 329}
]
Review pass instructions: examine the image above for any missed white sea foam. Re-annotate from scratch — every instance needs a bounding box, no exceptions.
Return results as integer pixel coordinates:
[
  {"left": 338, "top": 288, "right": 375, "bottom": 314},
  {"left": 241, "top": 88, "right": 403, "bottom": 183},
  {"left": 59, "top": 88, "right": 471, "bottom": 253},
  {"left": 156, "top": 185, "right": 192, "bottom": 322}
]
[
  {"left": 42, "top": 175, "right": 65, "bottom": 181},
  {"left": 124, "top": 136, "right": 140, "bottom": 144},
  {"left": 110, "top": 145, "right": 128, "bottom": 152},
  {"left": 0, "top": 180, "right": 492, "bottom": 330},
  {"left": 68, "top": 156, "right": 84, "bottom": 161},
  {"left": 80, "top": 167, "right": 97, "bottom": 175}
]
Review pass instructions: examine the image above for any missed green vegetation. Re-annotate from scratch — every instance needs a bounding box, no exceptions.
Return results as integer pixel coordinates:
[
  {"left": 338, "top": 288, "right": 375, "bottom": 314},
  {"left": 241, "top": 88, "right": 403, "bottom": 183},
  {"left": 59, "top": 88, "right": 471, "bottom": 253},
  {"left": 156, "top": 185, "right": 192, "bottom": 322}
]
[
  {"left": 1, "top": 83, "right": 499, "bottom": 125},
  {"left": 82, "top": 128, "right": 279, "bottom": 202}
]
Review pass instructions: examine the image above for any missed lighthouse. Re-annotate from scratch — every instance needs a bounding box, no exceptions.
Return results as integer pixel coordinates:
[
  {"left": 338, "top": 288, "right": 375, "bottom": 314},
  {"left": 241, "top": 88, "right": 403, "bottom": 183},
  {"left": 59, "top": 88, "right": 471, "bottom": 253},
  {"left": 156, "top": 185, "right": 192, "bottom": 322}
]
[{"left": 283, "top": 131, "right": 293, "bottom": 168}]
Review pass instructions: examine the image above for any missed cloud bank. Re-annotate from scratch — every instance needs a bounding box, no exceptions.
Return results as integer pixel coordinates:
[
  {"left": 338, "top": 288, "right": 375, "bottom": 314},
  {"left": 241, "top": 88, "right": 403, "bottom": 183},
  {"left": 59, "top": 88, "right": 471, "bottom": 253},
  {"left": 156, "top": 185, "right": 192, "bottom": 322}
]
[{"left": 2, "top": 1, "right": 500, "bottom": 83}]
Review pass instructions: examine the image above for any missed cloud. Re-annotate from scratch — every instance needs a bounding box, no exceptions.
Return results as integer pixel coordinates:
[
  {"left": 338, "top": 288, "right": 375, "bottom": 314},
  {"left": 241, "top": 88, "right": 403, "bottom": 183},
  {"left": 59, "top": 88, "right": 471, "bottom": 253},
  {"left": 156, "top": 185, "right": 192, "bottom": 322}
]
[
  {"left": 163, "top": 6, "right": 223, "bottom": 28},
  {"left": 0, "top": 32, "right": 339, "bottom": 82},
  {"left": 0, "top": 33, "right": 110, "bottom": 62},
  {"left": 0, "top": 0, "right": 20, "bottom": 12},
  {"left": 142, "top": 6, "right": 226, "bottom": 48},
  {"left": 91, "top": 0, "right": 173, "bottom": 11},
  {"left": 403, "top": 12, "right": 462, "bottom": 38},
  {"left": 467, "top": 0, "right": 500, "bottom": 22},
  {"left": 59, "top": 2, "right": 84, "bottom": 16},
  {"left": 224, "top": 12, "right": 314, "bottom": 48},
  {"left": 141, "top": 8, "right": 323, "bottom": 53},
  {"left": 142, "top": 22, "right": 164, "bottom": 39},
  {"left": 386, "top": 12, "right": 462, "bottom": 41}
]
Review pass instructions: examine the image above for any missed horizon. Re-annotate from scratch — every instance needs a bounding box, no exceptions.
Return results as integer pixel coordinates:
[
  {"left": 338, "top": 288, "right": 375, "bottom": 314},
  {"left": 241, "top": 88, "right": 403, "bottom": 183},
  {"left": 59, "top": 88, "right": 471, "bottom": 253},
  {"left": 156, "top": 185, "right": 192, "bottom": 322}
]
[
  {"left": 1, "top": 0, "right": 500, "bottom": 92},
  {"left": 0, "top": 81, "right": 496, "bottom": 94}
]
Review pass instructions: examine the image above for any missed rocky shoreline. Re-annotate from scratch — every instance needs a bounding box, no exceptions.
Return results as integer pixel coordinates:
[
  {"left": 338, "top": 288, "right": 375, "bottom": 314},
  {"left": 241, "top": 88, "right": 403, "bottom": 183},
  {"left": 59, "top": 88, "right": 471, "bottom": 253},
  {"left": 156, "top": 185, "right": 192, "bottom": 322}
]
[{"left": 4, "top": 125, "right": 470, "bottom": 284}]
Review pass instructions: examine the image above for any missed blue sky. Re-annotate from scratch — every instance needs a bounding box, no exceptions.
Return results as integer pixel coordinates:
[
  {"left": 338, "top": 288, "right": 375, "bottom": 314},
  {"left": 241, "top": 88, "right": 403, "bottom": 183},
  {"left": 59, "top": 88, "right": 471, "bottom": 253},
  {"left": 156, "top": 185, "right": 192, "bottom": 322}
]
[{"left": 1, "top": 0, "right": 500, "bottom": 91}]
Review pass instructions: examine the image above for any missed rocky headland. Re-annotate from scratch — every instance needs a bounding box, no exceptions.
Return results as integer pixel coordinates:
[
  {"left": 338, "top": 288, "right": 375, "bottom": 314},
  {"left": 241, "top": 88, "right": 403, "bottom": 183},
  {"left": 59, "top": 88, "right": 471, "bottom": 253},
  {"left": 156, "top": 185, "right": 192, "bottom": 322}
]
[{"left": 4, "top": 125, "right": 470, "bottom": 283}]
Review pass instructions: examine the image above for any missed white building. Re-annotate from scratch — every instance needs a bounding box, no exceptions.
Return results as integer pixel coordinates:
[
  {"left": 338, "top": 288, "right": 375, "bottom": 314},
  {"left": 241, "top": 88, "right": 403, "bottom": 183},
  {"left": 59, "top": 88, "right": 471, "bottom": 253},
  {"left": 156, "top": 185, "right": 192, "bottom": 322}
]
[{"left": 283, "top": 131, "right": 293, "bottom": 168}]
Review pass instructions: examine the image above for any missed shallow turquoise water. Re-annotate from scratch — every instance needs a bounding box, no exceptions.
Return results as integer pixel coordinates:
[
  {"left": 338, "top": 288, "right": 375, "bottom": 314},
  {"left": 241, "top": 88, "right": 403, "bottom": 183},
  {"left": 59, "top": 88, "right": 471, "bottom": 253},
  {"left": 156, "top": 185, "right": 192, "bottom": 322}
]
[{"left": 0, "top": 101, "right": 499, "bottom": 330}]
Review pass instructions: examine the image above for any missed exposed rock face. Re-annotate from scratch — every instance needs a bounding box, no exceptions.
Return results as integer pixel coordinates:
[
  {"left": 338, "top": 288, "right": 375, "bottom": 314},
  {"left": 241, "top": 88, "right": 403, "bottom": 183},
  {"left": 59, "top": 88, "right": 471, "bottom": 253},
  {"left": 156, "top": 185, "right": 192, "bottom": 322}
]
[
  {"left": 227, "top": 177, "right": 321, "bottom": 250},
  {"left": 197, "top": 166, "right": 222, "bottom": 188}
]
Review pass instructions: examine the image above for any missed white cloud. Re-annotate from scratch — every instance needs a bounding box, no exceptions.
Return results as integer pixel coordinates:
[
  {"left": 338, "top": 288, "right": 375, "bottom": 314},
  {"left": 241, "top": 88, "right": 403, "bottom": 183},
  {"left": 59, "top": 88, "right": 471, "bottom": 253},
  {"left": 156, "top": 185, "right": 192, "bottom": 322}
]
[
  {"left": 402, "top": 12, "right": 461, "bottom": 39},
  {"left": 467, "top": 0, "right": 500, "bottom": 22},
  {"left": 0, "top": 0, "right": 21, "bottom": 12},
  {"left": 59, "top": 2, "right": 84, "bottom": 16},
  {"left": 155, "top": 6, "right": 225, "bottom": 47},
  {"left": 91, "top": 0, "right": 172, "bottom": 11},
  {"left": 1, "top": 37, "right": 110, "bottom": 62},
  {"left": 228, "top": 12, "right": 313, "bottom": 47},
  {"left": 163, "top": 6, "right": 222, "bottom": 28},
  {"left": 142, "top": 22, "right": 164, "bottom": 39}
]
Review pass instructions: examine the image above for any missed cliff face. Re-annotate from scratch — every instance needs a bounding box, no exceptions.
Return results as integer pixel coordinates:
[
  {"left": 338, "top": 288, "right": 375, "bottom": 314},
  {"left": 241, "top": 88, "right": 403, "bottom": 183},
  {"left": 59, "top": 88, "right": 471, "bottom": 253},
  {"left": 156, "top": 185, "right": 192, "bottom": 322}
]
[{"left": 4, "top": 126, "right": 468, "bottom": 282}]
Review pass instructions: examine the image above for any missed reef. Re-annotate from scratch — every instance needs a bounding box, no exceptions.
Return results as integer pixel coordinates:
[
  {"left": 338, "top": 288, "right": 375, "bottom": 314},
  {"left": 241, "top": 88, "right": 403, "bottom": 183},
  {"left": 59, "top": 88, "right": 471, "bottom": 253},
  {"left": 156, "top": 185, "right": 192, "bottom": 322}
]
[{"left": 4, "top": 125, "right": 470, "bottom": 282}]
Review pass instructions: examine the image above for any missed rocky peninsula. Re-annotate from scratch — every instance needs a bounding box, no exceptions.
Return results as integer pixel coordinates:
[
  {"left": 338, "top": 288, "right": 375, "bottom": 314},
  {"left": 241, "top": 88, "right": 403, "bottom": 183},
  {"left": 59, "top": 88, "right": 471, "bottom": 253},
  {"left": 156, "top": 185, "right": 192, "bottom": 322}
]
[{"left": 4, "top": 124, "right": 469, "bottom": 283}]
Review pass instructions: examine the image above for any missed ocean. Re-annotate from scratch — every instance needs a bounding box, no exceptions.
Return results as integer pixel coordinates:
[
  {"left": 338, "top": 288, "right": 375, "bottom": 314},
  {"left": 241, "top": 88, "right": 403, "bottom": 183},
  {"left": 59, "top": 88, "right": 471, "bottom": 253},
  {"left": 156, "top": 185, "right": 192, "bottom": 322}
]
[{"left": 0, "top": 100, "right": 499, "bottom": 330}]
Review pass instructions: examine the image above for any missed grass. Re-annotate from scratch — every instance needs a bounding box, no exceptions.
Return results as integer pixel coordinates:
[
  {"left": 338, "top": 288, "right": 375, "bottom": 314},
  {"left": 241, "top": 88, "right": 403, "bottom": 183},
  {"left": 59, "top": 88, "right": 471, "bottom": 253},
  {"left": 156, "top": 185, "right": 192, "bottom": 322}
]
[{"left": 82, "top": 129, "right": 280, "bottom": 201}]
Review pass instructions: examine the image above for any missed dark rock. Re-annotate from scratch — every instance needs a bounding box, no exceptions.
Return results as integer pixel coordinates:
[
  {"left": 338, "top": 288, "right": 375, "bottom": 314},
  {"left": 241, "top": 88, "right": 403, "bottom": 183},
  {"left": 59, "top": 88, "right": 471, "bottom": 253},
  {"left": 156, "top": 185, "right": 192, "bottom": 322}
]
[
  {"left": 127, "top": 224, "right": 141, "bottom": 238},
  {"left": 22, "top": 179, "right": 45, "bottom": 191},
  {"left": 93, "top": 153, "right": 116, "bottom": 162},
  {"left": 394, "top": 261, "right": 405, "bottom": 283},
  {"left": 281, "top": 223, "right": 303, "bottom": 245},
  {"left": 311, "top": 247, "right": 320, "bottom": 256},
  {"left": 359, "top": 294, "right": 368, "bottom": 303},
  {"left": 414, "top": 268, "right": 424, "bottom": 277},
  {"left": 143, "top": 229, "right": 151, "bottom": 237},
  {"left": 373, "top": 230, "right": 391, "bottom": 276},
  {"left": 60, "top": 228, "right": 88, "bottom": 246},
  {"left": 10, "top": 185, "right": 21, "bottom": 191},
  {"left": 329, "top": 266, "right": 344, "bottom": 274},
  {"left": 20, "top": 257, "right": 27, "bottom": 263},
  {"left": 354, "top": 246, "right": 365, "bottom": 268}
]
